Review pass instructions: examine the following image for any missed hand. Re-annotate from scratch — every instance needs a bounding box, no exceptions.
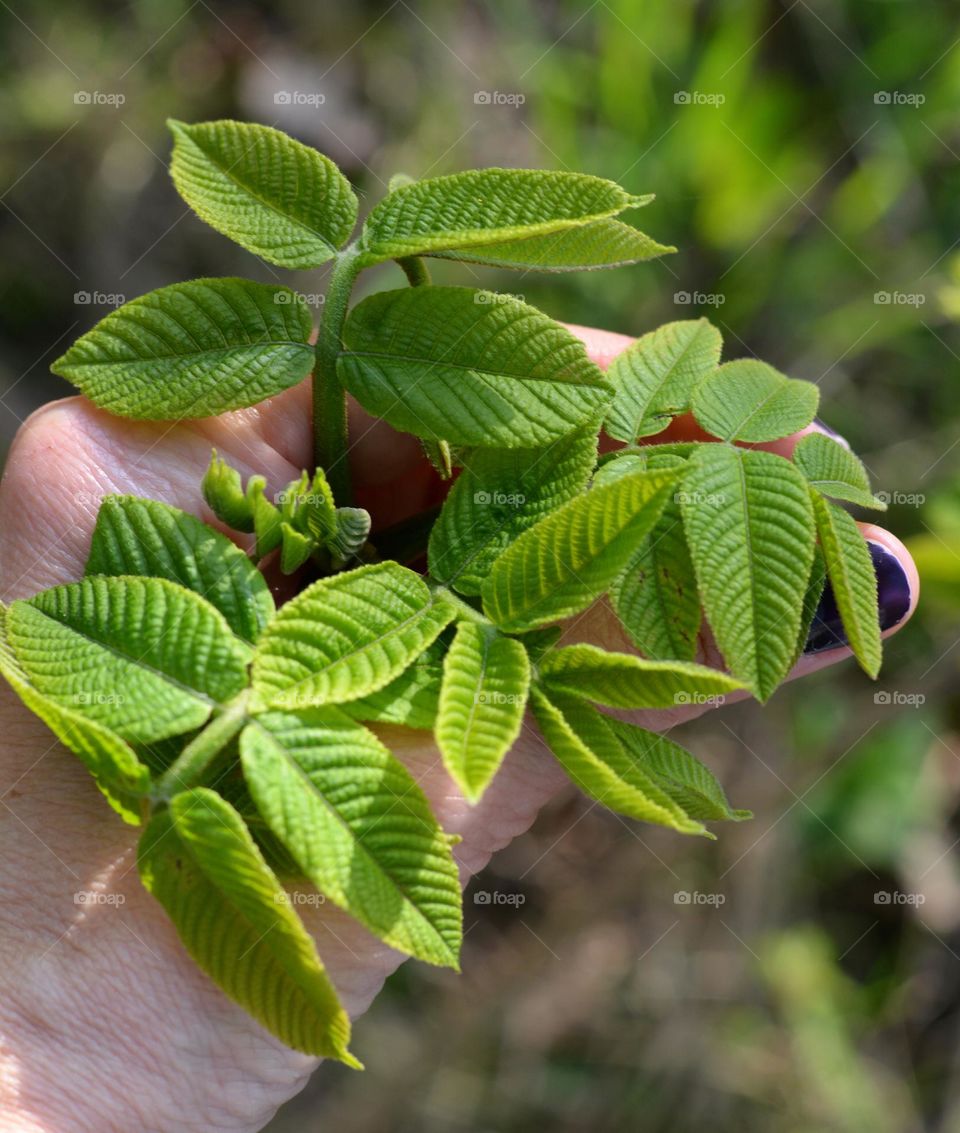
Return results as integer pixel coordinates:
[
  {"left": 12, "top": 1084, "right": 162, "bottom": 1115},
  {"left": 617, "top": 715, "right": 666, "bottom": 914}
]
[{"left": 0, "top": 325, "right": 918, "bottom": 1133}]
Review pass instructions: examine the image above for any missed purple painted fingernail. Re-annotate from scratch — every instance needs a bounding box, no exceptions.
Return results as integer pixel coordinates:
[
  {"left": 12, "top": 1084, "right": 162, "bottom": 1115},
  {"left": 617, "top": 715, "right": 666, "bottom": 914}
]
[
  {"left": 813, "top": 417, "right": 851, "bottom": 450},
  {"left": 803, "top": 541, "right": 912, "bottom": 655}
]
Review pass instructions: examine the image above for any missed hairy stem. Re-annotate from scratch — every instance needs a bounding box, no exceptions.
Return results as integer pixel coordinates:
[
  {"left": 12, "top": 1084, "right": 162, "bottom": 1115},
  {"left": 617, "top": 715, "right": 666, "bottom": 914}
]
[
  {"left": 428, "top": 582, "right": 490, "bottom": 625},
  {"left": 155, "top": 691, "right": 250, "bottom": 800},
  {"left": 397, "top": 255, "right": 431, "bottom": 286},
  {"left": 314, "top": 246, "right": 362, "bottom": 504}
]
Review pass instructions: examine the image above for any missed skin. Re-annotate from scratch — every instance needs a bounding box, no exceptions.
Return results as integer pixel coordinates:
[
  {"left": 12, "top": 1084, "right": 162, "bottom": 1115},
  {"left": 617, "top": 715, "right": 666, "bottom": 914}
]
[{"left": 0, "top": 325, "right": 918, "bottom": 1132}]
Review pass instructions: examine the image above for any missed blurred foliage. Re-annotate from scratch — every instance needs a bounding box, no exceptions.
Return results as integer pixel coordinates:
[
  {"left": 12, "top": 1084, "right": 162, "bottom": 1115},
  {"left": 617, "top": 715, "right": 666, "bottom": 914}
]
[{"left": 1, "top": 1, "right": 958, "bottom": 1130}]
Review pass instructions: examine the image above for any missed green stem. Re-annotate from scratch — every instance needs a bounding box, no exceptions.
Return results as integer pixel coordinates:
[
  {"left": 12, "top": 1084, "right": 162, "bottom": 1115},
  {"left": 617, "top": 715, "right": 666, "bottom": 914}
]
[
  {"left": 314, "top": 246, "right": 363, "bottom": 504},
  {"left": 155, "top": 691, "right": 250, "bottom": 800},
  {"left": 428, "top": 582, "right": 490, "bottom": 625},
  {"left": 397, "top": 256, "right": 431, "bottom": 287}
]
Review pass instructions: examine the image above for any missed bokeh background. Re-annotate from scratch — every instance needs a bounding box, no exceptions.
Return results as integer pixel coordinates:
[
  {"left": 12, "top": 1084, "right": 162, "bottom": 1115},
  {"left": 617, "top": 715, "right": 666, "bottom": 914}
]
[{"left": 1, "top": 1, "right": 958, "bottom": 1129}]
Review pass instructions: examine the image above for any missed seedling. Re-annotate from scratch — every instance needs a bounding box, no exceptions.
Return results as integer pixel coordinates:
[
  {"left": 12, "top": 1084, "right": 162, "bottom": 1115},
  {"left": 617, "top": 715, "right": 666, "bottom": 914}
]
[{"left": 0, "top": 121, "right": 889, "bottom": 1064}]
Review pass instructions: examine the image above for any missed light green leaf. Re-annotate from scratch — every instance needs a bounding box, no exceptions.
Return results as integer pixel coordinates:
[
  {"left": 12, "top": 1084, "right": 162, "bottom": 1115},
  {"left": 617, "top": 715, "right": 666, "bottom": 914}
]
[
  {"left": 792, "top": 545, "right": 827, "bottom": 669},
  {"left": 481, "top": 468, "right": 678, "bottom": 633},
  {"left": 202, "top": 451, "right": 256, "bottom": 532},
  {"left": 607, "top": 718, "right": 750, "bottom": 822},
  {"left": 339, "top": 637, "right": 446, "bottom": 730},
  {"left": 529, "top": 688, "right": 708, "bottom": 836},
  {"left": 680, "top": 445, "right": 816, "bottom": 700},
  {"left": 168, "top": 119, "right": 358, "bottom": 268},
  {"left": 359, "top": 168, "right": 648, "bottom": 263},
  {"left": 338, "top": 287, "right": 611, "bottom": 448},
  {"left": 6, "top": 576, "right": 250, "bottom": 744},
  {"left": 240, "top": 707, "right": 462, "bottom": 967},
  {"left": 428, "top": 427, "right": 598, "bottom": 595},
  {"left": 810, "top": 493, "right": 882, "bottom": 677},
  {"left": 593, "top": 452, "right": 650, "bottom": 487},
  {"left": 0, "top": 606, "right": 149, "bottom": 823},
  {"left": 51, "top": 278, "right": 314, "bottom": 420},
  {"left": 251, "top": 563, "right": 455, "bottom": 709},
  {"left": 434, "top": 217, "right": 674, "bottom": 272},
  {"left": 86, "top": 495, "right": 274, "bottom": 644},
  {"left": 539, "top": 644, "right": 743, "bottom": 708},
  {"left": 690, "top": 359, "right": 819, "bottom": 443},
  {"left": 793, "top": 432, "right": 887, "bottom": 510},
  {"left": 436, "top": 623, "right": 530, "bottom": 803},
  {"left": 138, "top": 789, "right": 358, "bottom": 1064},
  {"left": 605, "top": 319, "right": 722, "bottom": 442}
]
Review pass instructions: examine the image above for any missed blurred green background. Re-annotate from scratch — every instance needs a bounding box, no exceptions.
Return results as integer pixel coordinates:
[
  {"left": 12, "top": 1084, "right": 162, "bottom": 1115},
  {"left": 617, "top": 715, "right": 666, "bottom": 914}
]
[{"left": 1, "top": 1, "right": 958, "bottom": 1129}]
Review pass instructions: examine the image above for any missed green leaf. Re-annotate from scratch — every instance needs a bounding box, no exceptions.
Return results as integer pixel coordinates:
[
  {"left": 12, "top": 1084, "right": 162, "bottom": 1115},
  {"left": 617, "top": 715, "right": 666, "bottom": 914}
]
[
  {"left": 428, "top": 427, "right": 598, "bottom": 595},
  {"left": 359, "top": 168, "right": 648, "bottom": 264},
  {"left": 339, "top": 287, "right": 611, "bottom": 448},
  {"left": 792, "top": 545, "right": 827, "bottom": 669},
  {"left": 434, "top": 217, "right": 674, "bottom": 272},
  {"left": 680, "top": 445, "right": 816, "bottom": 700},
  {"left": 793, "top": 432, "right": 887, "bottom": 510},
  {"left": 539, "top": 644, "right": 743, "bottom": 708},
  {"left": 86, "top": 495, "right": 274, "bottom": 644},
  {"left": 605, "top": 319, "right": 722, "bottom": 442},
  {"left": 202, "top": 451, "right": 256, "bottom": 532},
  {"left": 138, "top": 788, "right": 358, "bottom": 1064},
  {"left": 339, "top": 637, "right": 446, "bottom": 730},
  {"left": 593, "top": 452, "right": 650, "bottom": 487},
  {"left": 240, "top": 707, "right": 462, "bottom": 967},
  {"left": 168, "top": 119, "right": 358, "bottom": 268},
  {"left": 481, "top": 468, "right": 678, "bottom": 633},
  {"left": 610, "top": 473, "right": 700, "bottom": 660},
  {"left": 607, "top": 718, "right": 750, "bottom": 822},
  {"left": 0, "top": 606, "right": 149, "bottom": 823},
  {"left": 6, "top": 576, "right": 250, "bottom": 744},
  {"left": 436, "top": 623, "right": 530, "bottom": 803},
  {"left": 251, "top": 563, "right": 455, "bottom": 710},
  {"left": 810, "top": 493, "right": 882, "bottom": 677},
  {"left": 690, "top": 359, "right": 819, "bottom": 443},
  {"left": 51, "top": 278, "right": 314, "bottom": 420},
  {"left": 529, "top": 688, "right": 708, "bottom": 836}
]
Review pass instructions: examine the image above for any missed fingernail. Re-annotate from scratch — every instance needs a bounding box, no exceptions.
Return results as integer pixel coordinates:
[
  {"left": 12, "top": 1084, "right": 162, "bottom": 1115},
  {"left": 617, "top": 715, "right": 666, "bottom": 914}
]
[
  {"left": 803, "top": 541, "right": 912, "bottom": 655},
  {"left": 813, "top": 417, "right": 851, "bottom": 450}
]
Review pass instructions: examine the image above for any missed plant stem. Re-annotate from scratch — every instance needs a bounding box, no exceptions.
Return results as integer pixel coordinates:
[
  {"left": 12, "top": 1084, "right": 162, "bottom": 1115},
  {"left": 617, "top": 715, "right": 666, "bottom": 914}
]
[
  {"left": 428, "top": 582, "right": 490, "bottom": 625},
  {"left": 314, "top": 246, "right": 362, "bottom": 504},
  {"left": 155, "top": 691, "right": 250, "bottom": 800},
  {"left": 397, "top": 256, "right": 431, "bottom": 286}
]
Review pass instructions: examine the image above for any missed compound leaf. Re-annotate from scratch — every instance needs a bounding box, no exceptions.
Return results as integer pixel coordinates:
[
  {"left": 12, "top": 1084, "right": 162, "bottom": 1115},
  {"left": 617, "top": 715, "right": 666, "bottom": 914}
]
[
  {"left": 691, "top": 359, "right": 819, "bottom": 443},
  {"left": 793, "top": 432, "right": 887, "bottom": 510},
  {"left": 138, "top": 788, "right": 358, "bottom": 1064},
  {"left": 436, "top": 623, "right": 530, "bottom": 803},
  {"left": 339, "top": 287, "right": 611, "bottom": 448},
  {"left": 51, "top": 278, "right": 314, "bottom": 420},
  {"left": 251, "top": 563, "right": 455, "bottom": 709},
  {"left": 168, "top": 119, "right": 358, "bottom": 267},
  {"left": 240, "top": 707, "right": 462, "bottom": 967},
  {"left": 681, "top": 445, "right": 816, "bottom": 700}
]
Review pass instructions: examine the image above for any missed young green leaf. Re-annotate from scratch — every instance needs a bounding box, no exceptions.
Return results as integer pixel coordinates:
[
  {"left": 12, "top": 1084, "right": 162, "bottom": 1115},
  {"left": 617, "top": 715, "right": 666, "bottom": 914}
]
[
  {"left": 202, "top": 451, "right": 257, "bottom": 532},
  {"left": 168, "top": 119, "right": 358, "bottom": 267},
  {"left": 428, "top": 427, "right": 598, "bottom": 595},
  {"left": 86, "top": 495, "right": 275, "bottom": 644},
  {"left": 605, "top": 318, "right": 722, "bottom": 442},
  {"left": 138, "top": 788, "right": 358, "bottom": 1064},
  {"left": 338, "top": 287, "right": 611, "bottom": 448},
  {"left": 539, "top": 644, "right": 743, "bottom": 708},
  {"left": 529, "top": 687, "right": 708, "bottom": 836},
  {"left": 792, "top": 432, "right": 887, "bottom": 510},
  {"left": 433, "top": 217, "right": 674, "bottom": 272},
  {"left": 240, "top": 707, "right": 462, "bottom": 967},
  {"left": 690, "top": 359, "right": 819, "bottom": 443},
  {"left": 436, "top": 623, "right": 530, "bottom": 803},
  {"left": 681, "top": 445, "right": 816, "bottom": 700},
  {"left": 593, "top": 452, "right": 650, "bottom": 487},
  {"left": 481, "top": 469, "right": 678, "bottom": 633},
  {"left": 0, "top": 606, "right": 149, "bottom": 823},
  {"left": 358, "top": 168, "right": 649, "bottom": 264},
  {"left": 51, "top": 278, "right": 314, "bottom": 420},
  {"left": 6, "top": 576, "right": 250, "bottom": 744},
  {"left": 339, "top": 637, "right": 447, "bottom": 730},
  {"left": 607, "top": 719, "right": 750, "bottom": 822},
  {"left": 251, "top": 563, "right": 455, "bottom": 710},
  {"left": 791, "top": 545, "right": 827, "bottom": 669},
  {"left": 810, "top": 493, "right": 882, "bottom": 677}
]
